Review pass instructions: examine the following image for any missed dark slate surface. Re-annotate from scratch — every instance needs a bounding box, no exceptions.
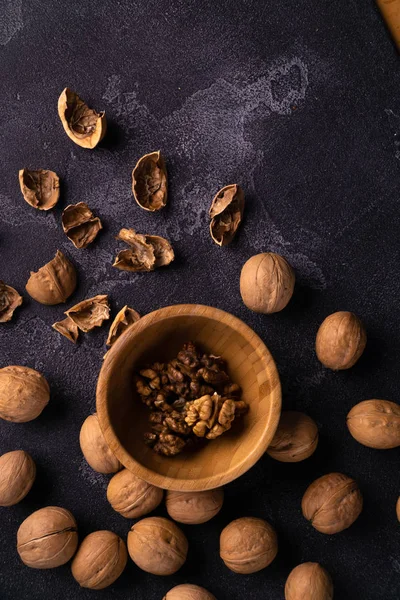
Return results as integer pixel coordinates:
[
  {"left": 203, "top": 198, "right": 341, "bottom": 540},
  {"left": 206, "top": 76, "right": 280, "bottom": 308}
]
[{"left": 0, "top": 0, "right": 399, "bottom": 598}]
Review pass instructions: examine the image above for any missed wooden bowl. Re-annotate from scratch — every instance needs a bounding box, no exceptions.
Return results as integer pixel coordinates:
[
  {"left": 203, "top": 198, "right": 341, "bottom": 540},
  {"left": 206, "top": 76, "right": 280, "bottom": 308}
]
[{"left": 97, "top": 304, "right": 281, "bottom": 491}]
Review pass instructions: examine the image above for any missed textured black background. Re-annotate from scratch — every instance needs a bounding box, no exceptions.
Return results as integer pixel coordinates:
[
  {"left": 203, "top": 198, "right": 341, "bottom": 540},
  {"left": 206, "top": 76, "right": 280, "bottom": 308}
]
[{"left": 0, "top": 0, "right": 399, "bottom": 598}]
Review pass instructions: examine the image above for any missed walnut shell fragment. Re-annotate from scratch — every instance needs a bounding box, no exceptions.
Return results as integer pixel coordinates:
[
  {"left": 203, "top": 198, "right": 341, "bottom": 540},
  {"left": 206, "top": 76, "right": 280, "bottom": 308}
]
[
  {"left": 0, "top": 281, "right": 22, "bottom": 323},
  {"left": 52, "top": 316, "right": 79, "bottom": 344},
  {"left": 58, "top": 88, "right": 106, "bottom": 149},
  {"left": 65, "top": 295, "right": 110, "bottom": 333},
  {"left": 62, "top": 202, "right": 102, "bottom": 249},
  {"left": 132, "top": 150, "right": 167, "bottom": 211},
  {"left": 113, "top": 228, "right": 174, "bottom": 272},
  {"left": 26, "top": 250, "right": 77, "bottom": 305},
  {"left": 18, "top": 168, "right": 60, "bottom": 211},
  {"left": 209, "top": 184, "right": 245, "bottom": 246},
  {"left": 106, "top": 305, "right": 140, "bottom": 347}
]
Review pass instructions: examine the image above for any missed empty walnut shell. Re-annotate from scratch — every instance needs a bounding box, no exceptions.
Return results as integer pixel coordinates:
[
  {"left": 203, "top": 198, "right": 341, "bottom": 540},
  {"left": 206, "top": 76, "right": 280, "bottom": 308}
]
[
  {"left": 17, "top": 506, "right": 78, "bottom": 569},
  {"left": 107, "top": 468, "right": 163, "bottom": 518},
  {"left": 0, "top": 366, "right": 50, "bottom": 423},
  {"left": 285, "top": 562, "right": 334, "bottom": 600},
  {"left": 52, "top": 316, "right": 79, "bottom": 343},
  {"left": 106, "top": 306, "right": 140, "bottom": 346},
  {"left": 26, "top": 250, "right": 77, "bottom": 305},
  {"left": 347, "top": 399, "right": 400, "bottom": 449},
  {"left": 166, "top": 489, "right": 224, "bottom": 525},
  {"left": 164, "top": 584, "right": 217, "bottom": 600},
  {"left": 80, "top": 413, "right": 121, "bottom": 474},
  {"left": 113, "top": 228, "right": 174, "bottom": 272},
  {"left": 58, "top": 88, "right": 106, "bottom": 149},
  {"left": 71, "top": 530, "right": 127, "bottom": 590},
  {"left": 62, "top": 202, "right": 102, "bottom": 249},
  {"left": 65, "top": 294, "right": 110, "bottom": 332},
  {"left": 220, "top": 517, "right": 278, "bottom": 574},
  {"left": 18, "top": 168, "right": 60, "bottom": 210},
  {"left": 0, "top": 450, "right": 36, "bottom": 507},
  {"left": 132, "top": 150, "right": 167, "bottom": 211},
  {"left": 0, "top": 281, "right": 22, "bottom": 323},
  {"left": 302, "top": 473, "right": 363, "bottom": 534},
  {"left": 316, "top": 311, "right": 366, "bottom": 370},
  {"left": 127, "top": 516, "right": 188, "bottom": 576},
  {"left": 267, "top": 411, "right": 319, "bottom": 463},
  {"left": 209, "top": 184, "right": 245, "bottom": 246}
]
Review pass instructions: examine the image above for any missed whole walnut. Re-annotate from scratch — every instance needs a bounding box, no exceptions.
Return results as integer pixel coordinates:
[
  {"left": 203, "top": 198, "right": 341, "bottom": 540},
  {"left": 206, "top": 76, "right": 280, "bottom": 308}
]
[
  {"left": 285, "top": 562, "right": 333, "bottom": 600},
  {"left": 267, "top": 411, "right": 319, "bottom": 463},
  {"left": 0, "top": 450, "right": 36, "bottom": 506},
  {"left": 302, "top": 473, "right": 363, "bottom": 534},
  {"left": 163, "top": 584, "right": 217, "bottom": 600},
  {"left": 17, "top": 506, "right": 78, "bottom": 568},
  {"left": 127, "top": 516, "right": 188, "bottom": 575},
  {"left": 315, "top": 311, "right": 366, "bottom": 370},
  {"left": 0, "top": 365, "right": 50, "bottom": 422},
  {"left": 220, "top": 517, "right": 278, "bottom": 574},
  {"left": 107, "top": 468, "right": 163, "bottom": 518},
  {"left": 80, "top": 413, "right": 121, "bottom": 474},
  {"left": 166, "top": 488, "right": 224, "bottom": 525},
  {"left": 26, "top": 250, "right": 77, "bottom": 305},
  {"left": 71, "top": 530, "right": 127, "bottom": 589},
  {"left": 240, "top": 252, "right": 295, "bottom": 314},
  {"left": 347, "top": 399, "right": 400, "bottom": 449}
]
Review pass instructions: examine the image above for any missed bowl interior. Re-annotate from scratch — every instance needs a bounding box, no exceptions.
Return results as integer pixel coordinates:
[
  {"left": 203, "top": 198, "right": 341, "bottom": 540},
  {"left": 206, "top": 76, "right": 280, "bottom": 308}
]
[{"left": 97, "top": 305, "right": 281, "bottom": 490}]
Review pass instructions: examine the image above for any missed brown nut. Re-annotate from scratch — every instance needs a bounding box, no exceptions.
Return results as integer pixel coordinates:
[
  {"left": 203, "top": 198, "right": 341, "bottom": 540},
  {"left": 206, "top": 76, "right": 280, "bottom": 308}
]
[
  {"left": 113, "top": 228, "right": 174, "bottom": 272},
  {"left": 396, "top": 497, "right": 400, "bottom": 522},
  {"left": 285, "top": 562, "right": 333, "bottom": 600},
  {"left": 26, "top": 250, "right": 77, "bottom": 305},
  {"left": 62, "top": 202, "right": 102, "bottom": 249},
  {"left": 52, "top": 316, "right": 79, "bottom": 343},
  {"left": 315, "top": 311, "right": 366, "bottom": 370},
  {"left": 106, "top": 306, "right": 140, "bottom": 347},
  {"left": 0, "top": 366, "right": 49, "bottom": 422},
  {"left": 17, "top": 506, "right": 78, "bottom": 568},
  {"left": 65, "top": 294, "right": 110, "bottom": 332},
  {"left": 80, "top": 413, "right": 121, "bottom": 474},
  {"left": 58, "top": 88, "right": 106, "bottom": 149},
  {"left": 127, "top": 516, "right": 188, "bottom": 575},
  {"left": 166, "top": 489, "right": 224, "bottom": 524},
  {"left": 0, "top": 281, "right": 23, "bottom": 323},
  {"left": 18, "top": 168, "right": 60, "bottom": 210},
  {"left": 164, "top": 584, "right": 217, "bottom": 600},
  {"left": 209, "top": 184, "right": 245, "bottom": 246},
  {"left": 71, "top": 530, "right": 127, "bottom": 589},
  {"left": 0, "top": 450, "right": 36, "bottom": 506},
  {"left": 132, "top": 150, "right": 167, "bottom": 211},
  {"left": 347, "top": 399, "right": 400, "bottom": 449},
  {"left": 302, "top": 472, "right": 363, "bottom": 534},
  {"left": 240, "top": 252, "right": 295, "bottom": 314},
  {"left": 220, "top": 517, "right": 278, "bottom": 574},
  {"left": 107, "top": 468, "right": 163, "bottom": 518},
  {"left": 267, "top": 411, "right": 319, "bottom": 463}
]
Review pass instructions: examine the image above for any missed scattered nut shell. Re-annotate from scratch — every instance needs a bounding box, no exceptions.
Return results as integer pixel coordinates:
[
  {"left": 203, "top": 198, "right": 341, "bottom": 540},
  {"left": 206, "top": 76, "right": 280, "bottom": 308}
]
[
  {"left": 62, "top": 202, "right": 102, "bottom": 249},
  {"left": 107, "top": 468, "right": 163, "bottom": 518},
  {"left": 132, "top": 150, "right": 167, "bottom": 211},
  {"left": 26, "top": 250, "right": 77, "bottom": 305},
  {"left": 347, "top": 399, "right": 400, "bottom": 449},
  {"left": 209, "top": 184, "right": 245, "bottom": 246},
  {"left": 302, "top": 472, "right": 363, "bottom": 534},
  {"left": 166, "top": 489, "right": 224, "bottom": 524},
  {"left": 267, "top": 411, "right": 319, "bottom": 463},
  {"left": 79, "top": 413, "right": 121, "bottom": 474},
  {"left": 65, "top": 294, "right": 110, "bottom": 332},
  {"left": 285, "top": 562, "right": 333, "bottom": 600},
  {"left": 240, "top": 252, "right": 295, "bottom": 314},
  {"left": 71, "top": 530, "right": 127, "bottom": 590},
  {"left": 17, "top": 506, "right": 78, "bottom": 569},
  {"left": 0, "top": 365, "right": 50, "bottom": 423},
  {"left": 113, "top": 228, "right": 174, "bottom": 272},
  {"left": 52, "top": 316, "right": 79, "bottom": 343},
  {"left": 127, "top": 516, "right": 188, "bottom": 576},
  {"left": 0, "top": 281, "right": 22, "bottom": 323},
  {"left": 18, "top": 168, "right": 60, "bottom": 210},
  {"left": 58, "top": 88, "right": 106, "bottom": 149},
  {"left": 220, "top": 517, "right": 278, "bottom": 574},
  {"left": 106, "top": 306, "right": 140, "bottom": 347},
  {"left": 164, "top": 584, "right": 217, "bottom": 600},
  {"left": 0, "top": 450, "right": 36, "bottom": 507},
  {"left": 315, "top": 311, "right": 366, "bottom": 370}
]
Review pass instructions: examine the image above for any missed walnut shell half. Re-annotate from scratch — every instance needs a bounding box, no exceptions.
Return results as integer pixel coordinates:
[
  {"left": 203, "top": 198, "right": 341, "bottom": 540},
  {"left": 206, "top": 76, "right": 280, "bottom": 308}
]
[
  {"left": 132, "top": 150, "right": 167, "bottom": 211},
  {"left": 26, "top": 250, "right": 77, "bottom": 305},
  {"left": 113, "top": 228, "right": 174, "bottom": 272},
  {"left": 220, "top": 517, "right": 278, "bottom": 574},
  {"left": 80, "top": 413, "right": 121, "bottom": 474},
  {"left": 0, "top": 281, "right": 22, "bottom": 323},
  {"left": 164, "top": 584, "right": 217, "bottom": 600},
  {"left": 285, "top": 562, "right": 333, "bottom": 600},
  {"left": 209, "top": 184, "right": 245, "bottom": 246},
  {"left": 316, "top": 311, "right": 366, "bottom": 370},
  {"left": 0, "top": 366, "right": 49, "bottom": 423},
  {"left": 58, "top": 88, "right": 106, "bottom": 149},
  {"left": 0, "top": 450, "right": 36, "bottom": 507},
  {"left": 107, "top": 468, "right": 163, "bottom": 518},
  {"left": 62, "top": 202, "right": 102, "bottom": 249},
  {"left": 267, "top": 411, "right": 319, "bottom": 463},
  {"left": 106, "top": 305, "right": 140, "bottom": 347},
  {"left": 18, "top": 168, "right": 60, "bottom": 210},
  {"left": 71, "top": 530, "right": 127, "bottom": 589},
  {"left": 347, "top": 399, "right": 400, "bottom": 449},
  {"left": 166, "top": 489, "right": 224, "bottom": 524},
  {"left": 65, "top": 294, "right": 110, "bottom": 332}
]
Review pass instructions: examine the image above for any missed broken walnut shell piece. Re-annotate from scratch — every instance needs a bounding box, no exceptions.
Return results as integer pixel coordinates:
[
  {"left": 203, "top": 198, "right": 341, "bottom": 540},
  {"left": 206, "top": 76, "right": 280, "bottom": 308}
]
[
  {"left": 58, "top": 88, "right": 106, "bottom": 149},
  {"left": 113, "top": 228, "right": 174, "bottom": 272},
  {"left": 106, "top": 306, "right": 140, "bottom": 347},
  {"left": 26, "top": 250, "right": 77, "bottom": 305},
  {"left": 209, "top": 184, "right": 245, "bottom": 246},
  {"left": 132, "top": 151, "right": 167, "bottom": 211},
  {"left": 65, "top": 294, "right": 110, "bottom": 333},
  {"left": 18, "top": 168, "right": 60, "bottom": 211},
  {"left": 0, "top": 281, "right": 23, "bottom": 323},
  {"left": 52, "top": 316, "right": 79, "bottom": 344},
  {"left": 62, "top": 202, "right": 102, "bottom": 249}
]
